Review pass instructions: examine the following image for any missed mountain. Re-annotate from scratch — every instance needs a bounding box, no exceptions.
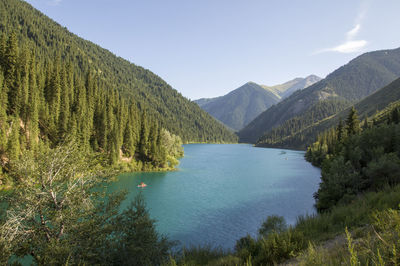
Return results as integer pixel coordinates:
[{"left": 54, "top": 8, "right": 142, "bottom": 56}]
[
  {"left": 194, "top": 82, "right": 279, "bottom": 131},
  {"left": 239, "top": 47, "right": 400, "bottom": 144},
  {"left": 261, "top": 75, "right": 321, "bottom": 99},
  {"left": 259, "top": 77, "right": 400, "bottom": 150},
  {"left": 194, "top": 76, "right": 320, "bottom": 131},
  {"left": 0, "top": 0, "right": 237, "bottom": 144},
  {"left": 0, "top": 0, "right": 238, "bottom": 173},
  {"left": 281, "top": 75, "right": 322, "bottom": 99},
  {"left": 195, "top": 97, "right": 220, "bottom": 107}
]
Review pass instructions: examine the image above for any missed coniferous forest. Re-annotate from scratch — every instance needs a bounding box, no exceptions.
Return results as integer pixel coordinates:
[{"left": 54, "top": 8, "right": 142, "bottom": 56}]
[
  {"left": 0, "top": 0, "right": 237, "bottom": 181},
  {"left": 0, "top": 31, "right": 184, "bottom": 176},
  {"left": 306, "top": 105, "right": 400, "bottom": 211}
]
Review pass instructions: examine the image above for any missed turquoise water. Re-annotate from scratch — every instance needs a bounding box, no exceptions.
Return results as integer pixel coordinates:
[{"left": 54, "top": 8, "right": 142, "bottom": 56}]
[{"left": 108, "top": 144, "right": 321, "bottom": 250}]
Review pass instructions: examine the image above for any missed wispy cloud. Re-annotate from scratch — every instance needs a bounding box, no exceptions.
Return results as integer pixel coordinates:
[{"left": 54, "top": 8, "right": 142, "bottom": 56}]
[
  {"left": 314, "top": 3, "right": 370, "bottom": 54},
  {"left": 346, "top": 24, "right": 361, "bottom": 39},
  {"left": 47, "top": 0, "right": 62, "bottom": 6},
  {"left": 328, "top": 40, "right": 367, "bottom": 53}
]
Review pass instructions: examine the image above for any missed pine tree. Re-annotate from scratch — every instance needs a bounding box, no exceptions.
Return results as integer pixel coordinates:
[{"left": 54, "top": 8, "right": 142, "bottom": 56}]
[
  {"left": 58, "top": 65, "right": 70, "bottom": 138},
  {"left": 7, "top": 116, "right": 20, "bottom": 161},
  {"left": 337, "top": 119, "right": 345, "bottom": 142},
  {"left": 0, "top": 34, "right": 7, "bottom": 69},
  {"left": 48, "top": 59, "right": 61, "bottom": 126},
  {"left": 149, "top": 122, "right": 159, "bottom": 164},
  {"left": 391, "top": 108, "right": 400, "bottom": 124},
  {"left": 27, "top": 54, "right": 39, "bottom": 150},
  {"left": 0, "top": 71, "right": 7, "bottom": 152},
  {"left": 5, "top": 33, "right": 20, "bottom": 115},
  {"left": 139, "top": 111, "right": 149, "bottom": 161},
  {"left": 346, "top": 107, "right": 361, "bottom": 136},
  {"left": 123, "top": 120, "right": 135, "bottom": 157}
]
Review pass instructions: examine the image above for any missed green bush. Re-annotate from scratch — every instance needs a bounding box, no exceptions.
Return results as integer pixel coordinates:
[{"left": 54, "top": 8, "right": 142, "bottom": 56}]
[{"left": 258, "top": 215, "right": 287, "bottom": 236}]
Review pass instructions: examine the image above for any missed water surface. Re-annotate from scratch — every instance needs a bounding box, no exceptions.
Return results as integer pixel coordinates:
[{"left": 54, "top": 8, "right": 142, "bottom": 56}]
[{"left": 108, "top": 144, "right": 320, "bottom": 250}]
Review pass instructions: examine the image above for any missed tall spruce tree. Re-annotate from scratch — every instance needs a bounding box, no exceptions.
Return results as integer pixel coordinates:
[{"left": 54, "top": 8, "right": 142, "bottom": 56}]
[{"left": 346, "top": 107, "right": 361, "bottom": 136}]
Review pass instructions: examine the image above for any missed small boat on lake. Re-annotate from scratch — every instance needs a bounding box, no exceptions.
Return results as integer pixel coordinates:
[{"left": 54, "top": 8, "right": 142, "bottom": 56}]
[{"left": 137, "top": 182, "right": 147, "bottom": 188}]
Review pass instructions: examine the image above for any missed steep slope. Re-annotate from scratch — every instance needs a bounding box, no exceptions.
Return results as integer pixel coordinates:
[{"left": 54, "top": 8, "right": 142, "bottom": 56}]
[
  {"left": 195, "top": 82, "right": 280, "bottom": 131},
  {"left": 281, "top": 75, "right": 322, "bottom": 99},
  {"left": 0, "top": 0, "right": 237, "bottom": 143},
  {"left": 259, "top": 77, "right": 400, "bottom": 149},
  {"left": 261, "top": 75, "right": 321, "bottom": 99},
  {"left": 239, "top": 47, "right": 400, "bottom": 143},
  {"left": 195, "top": 97, "right": 221, "bottom": 107},
  {"left": 261, "top": 78, "right": 303, "bottom": 98}
]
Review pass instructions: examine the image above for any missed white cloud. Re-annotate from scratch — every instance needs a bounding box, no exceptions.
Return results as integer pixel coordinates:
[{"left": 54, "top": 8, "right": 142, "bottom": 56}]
[
  {"left": 330, "top": 40, "right": 367, "bottom": 53},
  {"left": 314, "top": 2, "right": 370, "bottom": 55},
  {"left": 346, "top": 24, "right": 361, "bottom": 40},
  {"left": 313, "top": 39, "right": 368, "bottom": 55}
]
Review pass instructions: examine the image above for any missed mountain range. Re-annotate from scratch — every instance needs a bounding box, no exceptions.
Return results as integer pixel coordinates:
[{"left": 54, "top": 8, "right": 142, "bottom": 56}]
[
  {"left": 195, "top": 75, "right": 321, "bottom": 131},
  {"left": 238, "top": 47, "right": 400, "bottom": 145},
  {"left": 258, "top": 76, "right": 400, "bottom": 150}
]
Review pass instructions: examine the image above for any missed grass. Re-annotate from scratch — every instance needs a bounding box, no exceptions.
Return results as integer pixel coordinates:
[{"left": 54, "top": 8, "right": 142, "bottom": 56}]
[{"left": 295, "top": 185, "right": 400, "bottom": 244}]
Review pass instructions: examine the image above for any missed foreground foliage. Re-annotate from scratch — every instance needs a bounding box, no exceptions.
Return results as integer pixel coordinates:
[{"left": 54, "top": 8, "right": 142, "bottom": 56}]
[
  {"left": 298, "top": 207, "right": 400, "bottom": 265},
  {"left": 306, "top": 106, "right": 400, "bottom": 212},
  {"left": 0, "top": 142, "right": 173, "bottom": 265}
]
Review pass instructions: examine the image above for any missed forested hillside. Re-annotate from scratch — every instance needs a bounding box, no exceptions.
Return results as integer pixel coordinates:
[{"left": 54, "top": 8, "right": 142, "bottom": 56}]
[
  {"left": 257, "top": 77, "right": 400, "bottom": 149},
  {"left": 0, "top": 0, "right": 237, "bottom": 177},
  {"left": 239, "top": 47, "right": 400, "bottom": 144},
  {"left": 306, "top": 104, "right": 400, "bottom": 211},
  {"left": 0, "top": 32, "right": 185, "bottom": 177},
  {"left": 0, "top": 0, "right": 237, "bottom": 144}
]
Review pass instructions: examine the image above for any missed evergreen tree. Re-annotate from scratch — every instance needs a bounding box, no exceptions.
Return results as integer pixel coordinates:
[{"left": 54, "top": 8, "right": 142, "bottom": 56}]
[
  {"left": 391, "top": 108, "right": 400, "bottom": 124},
  {"left": 0, "top": 71, "right": 7, "bottom": 152},
  {"left": 58, "top": 65, "right": 70, "bottom": 138},
  {"left": 7, "top": 116, "right": 20, "bottom": 161},
  {"left": 27, "top": 54, "right": 39, "bottom": 150},
  {"left": 337, "top": 119, "right": 345, "bottom": 142},
  {"left": 346, "top": 107, "right": 361, "bottom": 136},
  {"left": 139, "top": 111, "right": 149, "bottom": 161}
]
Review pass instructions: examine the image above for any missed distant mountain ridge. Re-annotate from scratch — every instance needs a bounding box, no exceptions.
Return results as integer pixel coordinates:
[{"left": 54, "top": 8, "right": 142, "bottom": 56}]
[
  {"left": 258, "top": 77, "right": 400, "bottom": 150},
  {"left": 262, "top": 75, "right": 322, "bottom": 99},
  {"left": 239, "top": 47, "right": 400, "bottom": 145},
  {"left": 195, "top": 75, "right": 320, "bottom": 131}
]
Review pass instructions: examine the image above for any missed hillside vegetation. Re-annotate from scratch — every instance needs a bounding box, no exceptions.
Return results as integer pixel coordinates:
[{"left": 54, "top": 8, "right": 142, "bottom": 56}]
[
  {"left": 239, "top": 47, "right": 400, "bottom": 145},
  {"left": 0, "top": 0, "right": 238, "bottom": 182},
  {"left": 0, "top": 0, "right": 237, "bottom": 144},
  {"left": 257, "top": 77, "right": 400, "bottom": 150}
]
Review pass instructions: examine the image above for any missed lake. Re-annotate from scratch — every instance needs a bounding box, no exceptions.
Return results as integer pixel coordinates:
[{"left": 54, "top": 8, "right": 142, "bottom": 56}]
[{"left": 107, "top": 144, "right": 321, "bottom": 250}]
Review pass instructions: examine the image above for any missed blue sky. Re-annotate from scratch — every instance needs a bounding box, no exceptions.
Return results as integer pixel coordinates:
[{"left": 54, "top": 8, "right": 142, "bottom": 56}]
[{"left": 25, "top": 0, "right": 400, "bottom": 100}]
